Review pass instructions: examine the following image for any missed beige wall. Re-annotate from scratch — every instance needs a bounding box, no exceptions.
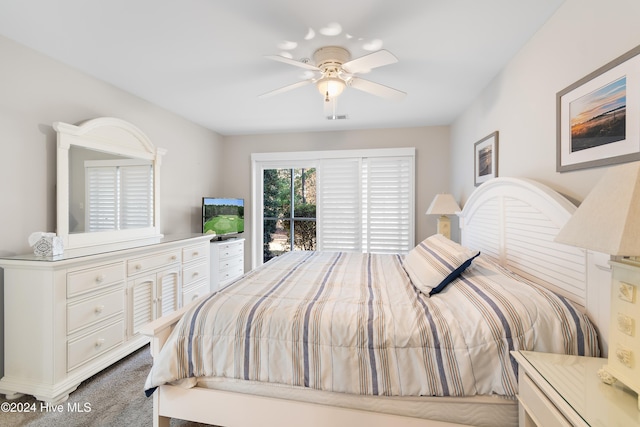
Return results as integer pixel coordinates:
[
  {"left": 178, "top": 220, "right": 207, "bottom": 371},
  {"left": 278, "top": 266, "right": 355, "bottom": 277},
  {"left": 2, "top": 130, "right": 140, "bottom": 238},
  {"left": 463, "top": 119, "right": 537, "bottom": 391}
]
[
  {"left": 221, "top": 126, "right": 451, "bottom": 269},
  {"left": 0, "top": 35, "right": 223, "bottom": 257},
  {"left": 0, "top": 34, "right": 223, "bottom": 375},
  {"left": 451, "top": 0, "right": 640, "bottom": 205}
]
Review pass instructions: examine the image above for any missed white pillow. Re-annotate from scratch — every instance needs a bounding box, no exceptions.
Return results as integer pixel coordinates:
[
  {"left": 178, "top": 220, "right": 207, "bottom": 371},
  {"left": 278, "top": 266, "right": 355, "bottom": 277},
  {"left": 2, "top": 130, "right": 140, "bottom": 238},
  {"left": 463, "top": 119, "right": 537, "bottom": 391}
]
[{"left": 402, "top": 234, "right": 480, "bottom": 296}]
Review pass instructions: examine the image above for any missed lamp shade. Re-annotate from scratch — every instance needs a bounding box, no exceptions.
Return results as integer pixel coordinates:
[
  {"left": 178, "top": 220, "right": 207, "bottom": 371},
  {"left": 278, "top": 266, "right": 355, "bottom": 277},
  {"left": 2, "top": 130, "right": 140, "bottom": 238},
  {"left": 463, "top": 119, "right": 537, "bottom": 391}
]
[
  {"left": 554, "top": 161, "right": 640, "bottom": 256},
  {"left": 426, "top": 193, "right": 461, "bottom": 216},
  {"left": 317, "top": 77, "right": 345, "bottom": 99}
]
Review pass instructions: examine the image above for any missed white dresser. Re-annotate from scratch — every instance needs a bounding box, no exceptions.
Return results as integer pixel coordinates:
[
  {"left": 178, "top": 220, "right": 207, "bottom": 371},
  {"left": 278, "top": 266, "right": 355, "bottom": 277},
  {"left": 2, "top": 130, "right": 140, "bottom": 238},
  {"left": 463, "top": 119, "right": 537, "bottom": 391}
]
[
  {"left": 0, "top": 233, "right": 211, "bottom": 404},
  {"left": 210, "top": 238, "right": 245, "bottom": 292}
]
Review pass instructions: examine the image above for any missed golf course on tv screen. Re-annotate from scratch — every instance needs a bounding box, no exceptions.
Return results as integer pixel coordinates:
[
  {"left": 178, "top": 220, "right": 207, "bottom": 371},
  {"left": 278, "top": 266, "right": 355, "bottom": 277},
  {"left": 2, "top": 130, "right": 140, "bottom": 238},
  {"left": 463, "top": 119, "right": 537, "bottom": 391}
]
[{"left": 203, "top": 198, "right": 244, "bottom": 236}]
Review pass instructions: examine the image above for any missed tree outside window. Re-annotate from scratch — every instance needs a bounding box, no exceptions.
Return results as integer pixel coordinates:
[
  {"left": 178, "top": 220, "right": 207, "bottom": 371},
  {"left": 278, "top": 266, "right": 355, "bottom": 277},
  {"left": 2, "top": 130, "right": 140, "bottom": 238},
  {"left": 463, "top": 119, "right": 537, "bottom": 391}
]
[{"left": 263, "top": 168, "right": 316, "bottom": 263}]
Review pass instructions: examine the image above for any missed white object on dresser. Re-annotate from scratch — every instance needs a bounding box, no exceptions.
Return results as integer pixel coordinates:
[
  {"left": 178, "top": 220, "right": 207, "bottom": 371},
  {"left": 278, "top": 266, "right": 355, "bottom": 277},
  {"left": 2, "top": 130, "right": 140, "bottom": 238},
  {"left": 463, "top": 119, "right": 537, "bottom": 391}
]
[
  {"left": 210, "top": 238, "right": 244, "bottom": 292},
  {"left": 513, "top": 350, "right": 640, "bottom": 427},
  {"left": 0, "top": 234, "right": 210, "bottom": 404},
  {"left": 597, "top": 259, "right": 640, "bottom": 409}
]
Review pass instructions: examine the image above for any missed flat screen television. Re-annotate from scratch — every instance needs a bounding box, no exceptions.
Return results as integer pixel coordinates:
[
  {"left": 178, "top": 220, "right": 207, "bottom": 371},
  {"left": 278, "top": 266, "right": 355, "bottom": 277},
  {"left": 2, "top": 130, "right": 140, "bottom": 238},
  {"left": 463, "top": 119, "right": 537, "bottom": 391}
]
[{"left": 202, "top": 197, "right": 244, "bottom": 239}]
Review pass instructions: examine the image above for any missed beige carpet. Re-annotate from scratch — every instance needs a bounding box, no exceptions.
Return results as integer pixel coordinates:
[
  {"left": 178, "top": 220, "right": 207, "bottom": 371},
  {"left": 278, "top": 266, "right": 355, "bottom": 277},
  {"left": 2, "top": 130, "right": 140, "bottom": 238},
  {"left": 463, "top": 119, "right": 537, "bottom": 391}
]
[{"left": 0, "top": 345, "right": 212, "bottom": 427}]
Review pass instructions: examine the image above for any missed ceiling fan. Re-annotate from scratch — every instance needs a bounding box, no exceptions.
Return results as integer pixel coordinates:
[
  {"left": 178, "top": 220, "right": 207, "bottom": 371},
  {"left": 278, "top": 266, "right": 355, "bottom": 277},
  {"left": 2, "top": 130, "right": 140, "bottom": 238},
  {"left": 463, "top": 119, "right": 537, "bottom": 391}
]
[{"left": 259, "top": 46, "right": 406, "bottom": 104}]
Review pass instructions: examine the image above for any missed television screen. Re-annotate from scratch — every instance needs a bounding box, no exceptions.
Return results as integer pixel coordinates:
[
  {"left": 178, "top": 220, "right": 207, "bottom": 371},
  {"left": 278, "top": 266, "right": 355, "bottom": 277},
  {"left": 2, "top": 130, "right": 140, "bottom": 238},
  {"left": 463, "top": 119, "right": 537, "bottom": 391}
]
[{"left": 202, "top": 197, "right": 244, "bottom": 236}]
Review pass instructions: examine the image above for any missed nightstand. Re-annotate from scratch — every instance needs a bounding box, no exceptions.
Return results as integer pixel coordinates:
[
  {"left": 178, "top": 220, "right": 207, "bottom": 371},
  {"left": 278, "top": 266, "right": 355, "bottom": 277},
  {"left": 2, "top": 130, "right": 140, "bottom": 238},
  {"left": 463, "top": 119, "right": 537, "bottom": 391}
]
[{"left": 512, "top": 351, "right": 640, "bottom": 427}]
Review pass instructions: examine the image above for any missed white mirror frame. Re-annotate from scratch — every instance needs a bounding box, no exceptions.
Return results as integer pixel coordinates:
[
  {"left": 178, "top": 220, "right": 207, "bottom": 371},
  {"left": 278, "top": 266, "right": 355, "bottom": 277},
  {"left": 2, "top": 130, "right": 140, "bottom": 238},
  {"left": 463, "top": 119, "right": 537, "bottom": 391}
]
[{"left": 55, "top": 117, "right": 166, "bottom": 255}]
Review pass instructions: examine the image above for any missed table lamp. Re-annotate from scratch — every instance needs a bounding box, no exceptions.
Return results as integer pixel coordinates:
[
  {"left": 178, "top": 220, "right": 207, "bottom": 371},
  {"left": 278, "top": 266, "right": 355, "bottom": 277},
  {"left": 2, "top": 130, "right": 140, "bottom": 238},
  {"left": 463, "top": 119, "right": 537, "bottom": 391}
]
[{"left": 426, "top": 193, "right": 461, "bottom": 239}]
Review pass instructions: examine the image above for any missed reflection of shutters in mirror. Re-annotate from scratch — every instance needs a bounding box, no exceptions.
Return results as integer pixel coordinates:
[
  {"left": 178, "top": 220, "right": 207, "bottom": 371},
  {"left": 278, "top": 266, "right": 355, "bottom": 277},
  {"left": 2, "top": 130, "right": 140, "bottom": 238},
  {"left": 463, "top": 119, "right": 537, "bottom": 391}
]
[
  {"left": 120, "top": 165, "right": 153, "bottom": 229},
  {"left": 86, "top": 166, "right": 117, "bottom": 231},
  {"left": 86, "top": 160, "right": 153, "bottom": 232}
]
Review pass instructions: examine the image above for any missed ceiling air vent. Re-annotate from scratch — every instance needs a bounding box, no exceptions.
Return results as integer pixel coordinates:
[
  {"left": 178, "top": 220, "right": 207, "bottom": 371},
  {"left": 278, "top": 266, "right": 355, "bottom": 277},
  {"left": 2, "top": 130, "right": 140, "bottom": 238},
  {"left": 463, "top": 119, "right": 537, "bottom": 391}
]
[{"left": 326, "top": 114, "right": 348, "bottom": 120}]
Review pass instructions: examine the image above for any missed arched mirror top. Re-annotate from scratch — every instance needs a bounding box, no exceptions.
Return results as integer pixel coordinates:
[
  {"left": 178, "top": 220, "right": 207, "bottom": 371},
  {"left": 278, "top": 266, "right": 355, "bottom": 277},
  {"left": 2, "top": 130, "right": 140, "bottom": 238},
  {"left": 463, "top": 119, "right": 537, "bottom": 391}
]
[
  {"left": 56, "top": 117, "right": 166, "bottom": 256},
  {"left": 55, "top": 117, "right": 163, "bottom": 160}
]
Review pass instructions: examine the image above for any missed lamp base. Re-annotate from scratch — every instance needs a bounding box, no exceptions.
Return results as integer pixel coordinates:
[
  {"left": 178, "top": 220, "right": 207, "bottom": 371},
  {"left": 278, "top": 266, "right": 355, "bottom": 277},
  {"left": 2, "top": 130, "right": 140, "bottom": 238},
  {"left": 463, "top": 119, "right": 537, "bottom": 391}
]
[{"left": 436, "top": 216, "right": 451, "bottom": 239}]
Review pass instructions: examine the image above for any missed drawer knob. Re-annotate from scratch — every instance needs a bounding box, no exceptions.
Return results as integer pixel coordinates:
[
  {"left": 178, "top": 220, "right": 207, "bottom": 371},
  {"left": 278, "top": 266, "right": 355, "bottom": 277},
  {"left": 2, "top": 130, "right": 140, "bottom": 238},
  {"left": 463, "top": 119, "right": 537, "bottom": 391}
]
[
  {"left": 192, "top": 272, "right": 199, "bottom": 277},
  {"left": 95, "top": 338, "right": 105, "bottom": 349},
  {"left": 618, "top": 281, "right": 636, "bottom": 303},
  {"left": 617, "top": 312, "right": 634, "bottom": 336},
  {"left": 94, "top": 305, "right": 105, "bottom": 315},
  {"left": 193, "top": 251, "right": 199, "bottom": 256},
  {"left": 170, "top": 255, "right": 177, "bottom": 261},
  {"left": 135, "top": 264, "right": 142, "bottom": 270},
  {"left": 95, "top": 274, "right": 106, "bottom": 283},
  {"left": 192, "top": 293, "right": 200, "bottom": 301},
  {"left": 615, "top": 345, "right": 633, "bottom": 368}
]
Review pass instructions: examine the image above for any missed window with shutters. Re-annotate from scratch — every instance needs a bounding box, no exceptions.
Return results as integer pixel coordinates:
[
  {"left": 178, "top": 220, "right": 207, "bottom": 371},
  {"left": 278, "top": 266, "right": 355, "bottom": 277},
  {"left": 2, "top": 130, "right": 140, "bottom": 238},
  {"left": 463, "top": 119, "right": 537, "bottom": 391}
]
[
  {"left": 85, "top": 159, "right": 153, "bottom": 232},
  {"left": 252, "top": 148, "right": 414, "bottom": 268}
]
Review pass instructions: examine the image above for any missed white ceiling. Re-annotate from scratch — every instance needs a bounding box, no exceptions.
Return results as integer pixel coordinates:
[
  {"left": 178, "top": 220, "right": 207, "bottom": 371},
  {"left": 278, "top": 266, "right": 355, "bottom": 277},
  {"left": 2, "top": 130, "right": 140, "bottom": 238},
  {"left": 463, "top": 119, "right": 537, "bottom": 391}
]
[{"left": 0, "top": 0, "right": 564, "bottom": 135}]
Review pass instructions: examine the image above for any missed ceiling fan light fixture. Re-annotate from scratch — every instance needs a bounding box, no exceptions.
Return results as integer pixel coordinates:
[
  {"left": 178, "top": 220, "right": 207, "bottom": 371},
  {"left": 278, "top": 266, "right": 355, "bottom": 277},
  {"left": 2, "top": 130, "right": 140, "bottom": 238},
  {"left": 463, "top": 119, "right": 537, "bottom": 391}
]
[{"left": 317, "top": 77, "right": 345, "bottom": 100}]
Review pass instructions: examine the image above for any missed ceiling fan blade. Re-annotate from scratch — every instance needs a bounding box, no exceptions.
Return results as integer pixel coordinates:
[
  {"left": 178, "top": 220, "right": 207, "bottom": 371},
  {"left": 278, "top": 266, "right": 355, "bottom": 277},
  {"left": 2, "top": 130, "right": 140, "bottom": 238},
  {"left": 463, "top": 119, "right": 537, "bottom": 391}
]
[
  {"left": 265, "top": 55, "right": 320, "bottom": 71},
  {"left": 258, "top": 79, "right": 314, "bottom": 99},
  {"left": 342, "top": 49, "right": 398, "bottom": 74},
  {"left": 349, "top": 77, "right": 406, "bottom": 101}
]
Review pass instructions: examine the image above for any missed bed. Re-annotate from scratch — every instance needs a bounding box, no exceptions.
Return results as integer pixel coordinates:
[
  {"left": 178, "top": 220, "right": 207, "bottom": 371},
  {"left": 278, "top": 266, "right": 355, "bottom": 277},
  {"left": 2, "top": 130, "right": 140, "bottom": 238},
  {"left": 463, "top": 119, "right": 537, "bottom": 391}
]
[{"left": 141, "top": 177, "right": 607, "bottom": 427}]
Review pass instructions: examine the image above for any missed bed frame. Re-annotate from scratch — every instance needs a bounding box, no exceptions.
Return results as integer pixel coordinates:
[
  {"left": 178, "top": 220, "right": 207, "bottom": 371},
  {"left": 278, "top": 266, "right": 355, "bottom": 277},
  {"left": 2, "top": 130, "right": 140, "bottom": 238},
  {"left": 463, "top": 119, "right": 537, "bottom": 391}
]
[{"left": 141, "top": 177, "right": 611, "bottom": 427}]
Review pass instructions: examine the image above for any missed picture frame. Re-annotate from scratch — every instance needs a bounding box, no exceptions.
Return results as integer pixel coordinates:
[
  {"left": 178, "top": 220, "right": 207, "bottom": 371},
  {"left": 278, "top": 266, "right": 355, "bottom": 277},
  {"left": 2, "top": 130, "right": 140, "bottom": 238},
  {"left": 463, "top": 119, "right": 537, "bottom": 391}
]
[
  {"left": 474, "top": 131, "right": 499, "bottom": 186},
  {"left": 557, "top": 44, "right": 640, "bottom": 172}
]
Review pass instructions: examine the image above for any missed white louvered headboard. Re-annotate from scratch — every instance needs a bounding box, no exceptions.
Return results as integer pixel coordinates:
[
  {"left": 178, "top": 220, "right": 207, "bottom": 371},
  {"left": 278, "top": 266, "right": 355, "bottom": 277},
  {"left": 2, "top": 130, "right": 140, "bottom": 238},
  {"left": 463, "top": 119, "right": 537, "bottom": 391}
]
[
  {"left": 460, "top": 177, "right": 585, "bottom": 304},
  {"left": 459, "top": 178, "right": 611, "bottom": 339}
]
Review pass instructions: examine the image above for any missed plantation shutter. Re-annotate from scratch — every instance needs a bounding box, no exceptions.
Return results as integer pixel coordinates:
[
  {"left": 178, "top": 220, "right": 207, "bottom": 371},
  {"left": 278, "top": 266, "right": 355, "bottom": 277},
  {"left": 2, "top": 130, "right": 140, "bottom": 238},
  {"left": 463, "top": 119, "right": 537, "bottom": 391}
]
[
  {"left": 120, "top": 164, "right": 153, "bottom": 229},
  {"left": 317, "top": 158, "right": 362, "bottom": 251},
  {"left": 86, "top": 160, "right": 153, "bottom": 232},
  {"left": 86, "top": 166, "right": 118, "bottom": 231},
  {"left": 316, "top": 154, "right": 413, "bottom": 254},
  {"left": 253, "top": 148, "right": 415, "bottom": 267},
  {"left": 363, "top": 156, "right": 412, "bottom": 253}
]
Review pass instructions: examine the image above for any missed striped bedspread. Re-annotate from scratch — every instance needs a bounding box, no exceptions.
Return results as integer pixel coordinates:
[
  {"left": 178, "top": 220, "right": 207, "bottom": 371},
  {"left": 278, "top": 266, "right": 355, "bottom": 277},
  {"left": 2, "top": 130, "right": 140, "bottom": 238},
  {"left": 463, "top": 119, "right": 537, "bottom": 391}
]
[{"left": 145, "top": 251, "right": 599, "bottom": 398}]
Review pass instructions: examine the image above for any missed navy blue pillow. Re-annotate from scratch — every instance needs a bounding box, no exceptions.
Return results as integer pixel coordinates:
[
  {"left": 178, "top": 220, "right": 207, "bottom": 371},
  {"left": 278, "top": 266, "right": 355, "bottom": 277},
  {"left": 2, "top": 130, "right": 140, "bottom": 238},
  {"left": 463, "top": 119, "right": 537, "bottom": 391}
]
[{"left": 428, "top": 251, "right": 480, "bottom": 296}]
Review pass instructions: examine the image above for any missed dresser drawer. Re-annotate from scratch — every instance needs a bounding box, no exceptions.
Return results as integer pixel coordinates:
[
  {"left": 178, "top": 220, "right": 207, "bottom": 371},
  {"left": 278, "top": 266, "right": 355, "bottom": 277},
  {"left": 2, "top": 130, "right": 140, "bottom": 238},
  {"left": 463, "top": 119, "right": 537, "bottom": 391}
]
[
  {"left": 182, "top": 280, "right": 209, "bottom": 304},
  {"left": 67, "top": 320, "right": 124, "bottom": 371},
  {"left": 609, "top": 264, "right": 640, "bottom": 386},
  {"left": 519, "top": 373, "right": 571, "bottom": 427},
  {"left": 183, "top": 243, "right": 208, "bottom": 263},
  {"left": 218, "top": 254, "right": 243, "bottom": 271},
  {"left": 67, "top": 288, "right": 125, "bottom": 334},
  {"left": 219, "top": 265, "right": 244, "bottom": 287},
  {"left": 67, "top": 262, "right": 125, "bottom": 297},
  {"left": 127, "top": 250, "right": 181, "bottom": 276},
  {"left": 183, "top": 261, "right": 208, "bottom": 287},
  {"left": 217, "top": 241, "right": 244, "bottom": 260}
]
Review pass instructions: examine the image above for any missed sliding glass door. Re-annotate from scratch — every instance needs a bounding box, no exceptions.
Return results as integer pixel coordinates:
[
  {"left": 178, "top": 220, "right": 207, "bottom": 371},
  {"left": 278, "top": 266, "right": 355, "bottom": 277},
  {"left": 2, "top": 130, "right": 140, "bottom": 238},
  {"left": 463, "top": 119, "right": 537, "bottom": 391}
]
[
  {"left": 262, "top": 167, "right": 316, "bottom": 263},
  {"left": 252, "top": 148, "right": 415, "bottom": 268}
]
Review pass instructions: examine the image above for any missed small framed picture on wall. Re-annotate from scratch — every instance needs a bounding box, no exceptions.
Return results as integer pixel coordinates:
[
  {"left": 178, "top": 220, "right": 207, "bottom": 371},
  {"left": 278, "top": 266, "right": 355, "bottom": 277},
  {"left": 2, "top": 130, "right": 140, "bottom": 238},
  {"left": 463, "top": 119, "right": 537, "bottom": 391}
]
[{"left": 474, "top": 131, "right": 499, "bottom": 186}]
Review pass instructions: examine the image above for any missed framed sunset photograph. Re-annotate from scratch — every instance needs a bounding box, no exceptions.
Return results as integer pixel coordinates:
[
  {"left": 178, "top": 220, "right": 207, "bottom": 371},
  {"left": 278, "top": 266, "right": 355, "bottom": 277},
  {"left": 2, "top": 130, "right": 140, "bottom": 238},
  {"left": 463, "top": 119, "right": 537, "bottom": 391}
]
[
  {"left": 474, "top": 131, "right": 498, "bottom": 186},
  {"left": 557, "top": 44, "right": 640, "bottom": 172}
]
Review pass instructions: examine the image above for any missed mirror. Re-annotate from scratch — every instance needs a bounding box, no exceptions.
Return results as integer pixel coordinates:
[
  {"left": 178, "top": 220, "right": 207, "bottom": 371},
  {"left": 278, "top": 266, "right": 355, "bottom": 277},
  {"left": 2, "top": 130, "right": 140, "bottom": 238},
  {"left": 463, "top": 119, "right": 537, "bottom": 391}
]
[
  {"left": 56, "top": 118, "right": 166, "bottom": 255},
  {"left": 68, "top": 146, "right": 153, "bottom": 234}
]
